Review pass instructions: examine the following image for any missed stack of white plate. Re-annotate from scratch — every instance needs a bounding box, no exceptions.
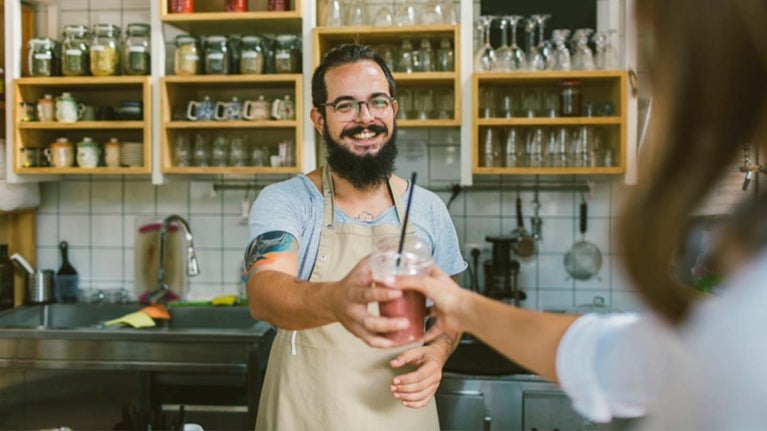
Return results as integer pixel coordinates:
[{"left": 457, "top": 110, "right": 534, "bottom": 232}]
[{"left": 120, "top": 142, "right": 143, "bottom": 167}]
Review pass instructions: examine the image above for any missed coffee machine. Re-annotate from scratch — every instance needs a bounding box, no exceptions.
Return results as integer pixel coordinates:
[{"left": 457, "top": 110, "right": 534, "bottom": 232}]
[{"left": 484, "top": 235, "right": 525, "bottom": 305}]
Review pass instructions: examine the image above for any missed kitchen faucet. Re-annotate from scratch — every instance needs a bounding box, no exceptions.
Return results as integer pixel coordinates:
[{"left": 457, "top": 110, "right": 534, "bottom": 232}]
[{"left": 146, "top": 215, "right": 200, "bottom": 304}]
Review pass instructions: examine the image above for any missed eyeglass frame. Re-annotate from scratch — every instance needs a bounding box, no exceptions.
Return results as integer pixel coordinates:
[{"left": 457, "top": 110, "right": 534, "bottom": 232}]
[{"left": 319, "top": 93, "right": 397, "bottom": 120}]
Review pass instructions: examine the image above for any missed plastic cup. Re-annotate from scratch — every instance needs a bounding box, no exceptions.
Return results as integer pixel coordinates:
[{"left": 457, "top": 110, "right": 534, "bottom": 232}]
[{"left": 368, "top": 236, "right": 433, "bottom": 343}]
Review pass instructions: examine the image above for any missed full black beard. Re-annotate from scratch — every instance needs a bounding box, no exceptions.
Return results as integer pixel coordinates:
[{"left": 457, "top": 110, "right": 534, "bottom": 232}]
[{"left": 323, "top": 123, "right": 398, "bottom": 191}]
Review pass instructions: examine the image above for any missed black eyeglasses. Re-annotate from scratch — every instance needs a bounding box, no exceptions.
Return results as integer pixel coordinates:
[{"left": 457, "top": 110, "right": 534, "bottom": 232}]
[{"left": 320, "top": 95, "right": 395, "bottom": 120}]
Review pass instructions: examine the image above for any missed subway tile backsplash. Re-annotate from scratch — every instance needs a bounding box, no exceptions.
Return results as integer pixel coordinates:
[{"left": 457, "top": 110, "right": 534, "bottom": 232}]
[{"left": 34, "top": 133, "right": 646, "bottom": 314}]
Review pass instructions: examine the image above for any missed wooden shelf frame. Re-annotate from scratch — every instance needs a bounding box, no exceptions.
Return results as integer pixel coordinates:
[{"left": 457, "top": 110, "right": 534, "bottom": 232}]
[
  {"left": 472, "top": 70, "right": 628, "bottom": 176},
  {"left": 12, "top": 76, "right": 152, "bottom": 175}
]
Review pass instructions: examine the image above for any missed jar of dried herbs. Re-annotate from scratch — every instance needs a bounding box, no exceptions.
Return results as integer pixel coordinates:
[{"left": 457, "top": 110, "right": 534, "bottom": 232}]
[
  {"left": 174, "top": 35, "right": 201, "bottom": 75},
  {"left": 239, "top": 35, "right": 264, "bottom": 74},
  {"left": 204, "top": 35, "right": 229, "bottom": 75},
  {"left": 28, "top": 38, "right": 59, "bottom": 77},
  {"left": 123, "top": 23, "right": 150, "bottom": 75},
  {"left": 90, "top": 24, "right": 121, "bottom": 76},
  {"left": 61, "top": 25, "right": 90, "bottom": 76}
]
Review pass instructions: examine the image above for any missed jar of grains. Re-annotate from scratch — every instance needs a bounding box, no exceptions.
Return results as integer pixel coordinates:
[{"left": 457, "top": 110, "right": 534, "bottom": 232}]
[
  {"left": 174, "top": 35, "right": 201, "bottom": 75},
  {"left": 28, "top": 38, "right": 59, "bottom": 77},
  {"left": 204, "top": 35, "right": 229, "bottom": 75},
  {"left": 239, "top": 36, "right": 264, "bottom": 74},
  {"left": 90, "top": 24, "right": 121, "bottom": 76},
  {"left": 123, "top": 23, "right": 151, "bottom": 75},
  {"left": 61, "top": 25, "right": 90, "bottom": 76}
]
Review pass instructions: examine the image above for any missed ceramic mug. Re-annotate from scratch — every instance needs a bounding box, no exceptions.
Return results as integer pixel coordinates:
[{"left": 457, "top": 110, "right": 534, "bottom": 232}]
[
  {"left": 45, "top": 138, "right": 75, "bottom": 167},
  {"left": 20, "top": 147, "right": 47, "bottom": 167},
  {"left": 81, "top": 105, "right": 97, "bottom": 121},
  {"left": 214, "top": 97, "right": 243, "bottom": 121},
  {"left": 56, "top": 92, "right": 85, "bottom": 123},
  {"left": 271, "top": 95, "right": 295, "bottom": 120},
  {"left": 76, "top": 137, "right": 100, "bottom": 168},
  {"left": 186, "top": 96, "right": 215, "bottom": 121},
  {"left": 243, "top": 95, "right": 271, "bottom": 121},
  {"left": 17, "top": 102, "right": 36, "bottom": 122},
  {"left": 36, "top": 94, "right": 55, "bottom": 122}
]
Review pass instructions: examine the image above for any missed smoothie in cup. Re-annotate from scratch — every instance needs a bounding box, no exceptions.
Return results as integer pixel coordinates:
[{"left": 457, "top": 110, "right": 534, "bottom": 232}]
[{"left": 369, "top": 236, "right": 433, "bottom": 343}]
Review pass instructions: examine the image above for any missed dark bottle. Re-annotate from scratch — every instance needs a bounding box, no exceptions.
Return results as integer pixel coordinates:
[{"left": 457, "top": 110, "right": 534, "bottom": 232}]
[
  {"left": 56, "top": 241, "right": 79, "bottom": 303},
  {"left": 0, "top": 244, "right": 15, "bottom": 310}
]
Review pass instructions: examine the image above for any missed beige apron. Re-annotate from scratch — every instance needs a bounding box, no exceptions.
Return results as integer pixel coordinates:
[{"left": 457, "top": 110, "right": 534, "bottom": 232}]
[{"left": 255, "top": 166, "right": 439, "bottom": 431}]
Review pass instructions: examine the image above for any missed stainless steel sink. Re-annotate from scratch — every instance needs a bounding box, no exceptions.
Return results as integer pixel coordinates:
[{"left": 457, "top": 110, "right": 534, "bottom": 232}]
[
  {"left": 0, "top": 302, "right": 275, "bottom": 428},
  {"left": 0, "top": 303, "right": 259, "bottom": 331}
]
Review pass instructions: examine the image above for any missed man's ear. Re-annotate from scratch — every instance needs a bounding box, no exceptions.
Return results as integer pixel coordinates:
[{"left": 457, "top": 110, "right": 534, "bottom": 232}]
[{"left": 310, "top": 107, "right": 324, "bottom": 134}]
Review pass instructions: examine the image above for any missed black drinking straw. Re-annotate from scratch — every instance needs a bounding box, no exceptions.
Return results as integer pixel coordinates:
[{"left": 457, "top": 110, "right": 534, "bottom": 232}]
[{"left": 396, "top": 172, "right": 418, "bottom": 271}]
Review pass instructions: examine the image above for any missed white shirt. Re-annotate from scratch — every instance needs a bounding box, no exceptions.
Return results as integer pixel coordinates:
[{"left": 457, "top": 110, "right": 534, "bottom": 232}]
[{"left": 556, "top": 248, "right": 767, "bottom": 429}]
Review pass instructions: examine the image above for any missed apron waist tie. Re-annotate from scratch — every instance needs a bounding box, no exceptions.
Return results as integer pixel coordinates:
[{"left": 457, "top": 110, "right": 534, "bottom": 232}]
[{"left": 290, "top": 330, "right": 297, "bottom": 356}]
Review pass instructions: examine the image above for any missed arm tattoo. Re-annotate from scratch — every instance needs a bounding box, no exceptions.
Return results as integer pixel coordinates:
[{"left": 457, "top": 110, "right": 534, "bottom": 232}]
[{"left": 244, "top": 231, "right": 298, "bottom": 275}]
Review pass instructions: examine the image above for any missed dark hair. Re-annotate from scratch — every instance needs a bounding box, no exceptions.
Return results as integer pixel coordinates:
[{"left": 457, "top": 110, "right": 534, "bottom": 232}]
[
  {"left": 621, "top": 0, "right": 767, "bottom": 324},
  {"left": 311, "top": 43, "right": 396, "bottom": 114}
]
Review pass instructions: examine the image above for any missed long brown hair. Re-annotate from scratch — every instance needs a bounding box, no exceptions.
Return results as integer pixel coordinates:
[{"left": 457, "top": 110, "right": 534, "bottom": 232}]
[{"left": 621, "top": 0, "right": 767, "bottom": 324}]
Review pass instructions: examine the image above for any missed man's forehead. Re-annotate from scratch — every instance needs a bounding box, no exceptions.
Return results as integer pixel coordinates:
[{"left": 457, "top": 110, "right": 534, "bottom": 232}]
[{"left": 325, "top": 61, "right": 389, "bottom": 98}]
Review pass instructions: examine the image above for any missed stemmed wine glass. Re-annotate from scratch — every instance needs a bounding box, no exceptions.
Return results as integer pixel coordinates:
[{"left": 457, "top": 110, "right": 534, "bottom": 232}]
[
  {"left": 474, "top": 16, "right": 496, "bottom": 72},
  {"left": 551, "top": 29, "right": 571, "bottom": 70},
  {"left": 532, "top": 14, "right": 553, "bottom": 70},
  {"left": 524, "top": 18, "right": 544, "bottom": 71},
  {"left": 571, "top": 28, "right": 595, "bottom": 70},
  {"left": 493, "top": 15, "right": 526, "bottom": 71},
  {"left": 594, "top": 29, "right": 619, "bottom": 69}
]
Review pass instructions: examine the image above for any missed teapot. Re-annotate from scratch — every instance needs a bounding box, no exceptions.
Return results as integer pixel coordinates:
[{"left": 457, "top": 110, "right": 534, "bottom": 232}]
[{"left": 55, "top": 92, "right": 85, "bottom": 123}]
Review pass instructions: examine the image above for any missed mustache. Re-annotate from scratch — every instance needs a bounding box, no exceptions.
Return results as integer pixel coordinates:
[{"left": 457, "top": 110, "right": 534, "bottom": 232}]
[{"left": 340, "top": 124, "right": 388, "bottom": 139}]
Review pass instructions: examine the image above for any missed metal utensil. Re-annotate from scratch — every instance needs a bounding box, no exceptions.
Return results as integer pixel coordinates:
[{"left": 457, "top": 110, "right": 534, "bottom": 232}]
[
  {"left": 511, "top": 192, "right": 536, "bottom": 258},
  {"left": 564, "top": 197, "right": 602, "bottom": 280}
]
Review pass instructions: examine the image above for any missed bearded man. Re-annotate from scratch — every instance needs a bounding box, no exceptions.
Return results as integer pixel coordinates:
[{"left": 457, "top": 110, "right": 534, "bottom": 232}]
[{"left": 244, "top": 44, "right": 466, "bottom": 431}]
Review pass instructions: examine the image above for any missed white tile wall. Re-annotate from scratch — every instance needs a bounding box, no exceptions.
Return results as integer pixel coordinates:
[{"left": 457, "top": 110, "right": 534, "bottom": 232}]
[{"left": 30, "top": 0, "right": 649, "bottom": 312}]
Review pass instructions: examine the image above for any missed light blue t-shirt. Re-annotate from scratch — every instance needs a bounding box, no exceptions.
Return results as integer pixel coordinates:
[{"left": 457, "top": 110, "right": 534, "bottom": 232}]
[{"left": 248, "top": 174, "right": 467, "bottom": 280}]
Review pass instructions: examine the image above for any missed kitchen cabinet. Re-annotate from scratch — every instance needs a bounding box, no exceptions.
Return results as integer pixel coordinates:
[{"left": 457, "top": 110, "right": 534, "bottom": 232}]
[
  {"left": 12, "top": 76, "right": 152, "bottom": 174},
  {"left": 159, "top": 0, "right": 304, "bottom": 176},
  {"left": 472, "top": 70, "right": 627, "bottom": 175},
  {"left": 312, "top": 25, "right": 461, "bottom": 128},
  {"left": 0, "top": 209, "right": 35, "bottom": 307}
]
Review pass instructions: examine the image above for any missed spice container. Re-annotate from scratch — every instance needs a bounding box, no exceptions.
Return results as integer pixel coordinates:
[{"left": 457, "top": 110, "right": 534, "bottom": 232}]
[
  {"left": 90, "top": 24, "right": 121, "bottom": 76},
  {"left": 268, "top": 0, "right": 288, "bottom": 11},
  {"left": 28, "top": 38, "right": 59, "bottom": 77},
  {"left": 274, "top": 34, "right": 298, "bottom": 73},
  {"left": 225, "top": 0, "right": 248, "bottom": 12},
  {"left": 61, "top": 25, "right": 90, "bottom": 76},
  {"left": 123, "top": 23, "right": 151, "bottom": 75},
  {"left": 170, "top": 0, "right": 194, "bottom": 13},
  {"left": 174, "top": 35, "right": 201, "bottom": 75},
  {"left": 559, "top": 80, "right": 582, "bottom": 117},
  {"left": 240, "top": 35, "right": 264, "bottom": 74},
  {"left": 204, "top": 35, "right": 229, "bottom": 74}
]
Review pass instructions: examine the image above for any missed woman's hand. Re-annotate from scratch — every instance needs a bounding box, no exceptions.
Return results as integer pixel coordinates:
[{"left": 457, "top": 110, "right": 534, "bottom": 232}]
[{"left": 395, "top": 265, "right": 470, "bottom": 343}]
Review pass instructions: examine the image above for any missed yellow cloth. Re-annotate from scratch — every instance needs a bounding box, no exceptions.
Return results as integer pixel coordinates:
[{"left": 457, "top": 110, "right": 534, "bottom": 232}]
[{"left": 105, "top": 311, "right": 156, "bottom": 328}]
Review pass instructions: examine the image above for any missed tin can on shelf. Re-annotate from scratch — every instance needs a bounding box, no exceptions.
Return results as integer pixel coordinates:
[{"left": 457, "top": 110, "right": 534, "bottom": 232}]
[
  {"left": 170, "top": 0, "right": 194, "bottom": 13},
  {"left": 225, "top": 0, "right": 248, "bottom": 12}
]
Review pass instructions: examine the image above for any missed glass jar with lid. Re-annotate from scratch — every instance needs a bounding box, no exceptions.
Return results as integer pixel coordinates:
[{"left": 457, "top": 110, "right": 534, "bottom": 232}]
[
  {"left": 90, "top": 24, "right": 121, "bottom": 76},
  {"left": 61, "top": 25, "right": 91, "bottom": 76},
  {"left": 174, "top": 35, "right": 201, "bottom": 75},
  {"left": 204, "top": 35, "right": 229, "bottom": 75},
  {"left": 123, "top": 23, "right": 150, "bottom": 75},
  {"left": 239, "top": 35, "right": 264, "bottom": 74},
  {"left": 28, "top": 38, "right": 59, "bottom": 77},
  {"left": 274, "top": 34, "right": 299, "bottom": 73}
]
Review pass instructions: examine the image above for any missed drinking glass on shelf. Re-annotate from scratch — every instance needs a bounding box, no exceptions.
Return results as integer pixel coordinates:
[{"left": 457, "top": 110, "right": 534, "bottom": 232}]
[
  {"left": 504, "top": 127, "right": 523, "bottom": 167},
  {"left": 492, "top": 17, "right": 512, "bottom": 71},
  {"left": 174, "top": 135, "right": 191, "bottom": 167},
  {"left": 436, "top": 38, "right": 454, "bottom": 71},
  {"left": 532, "top": 14, "right": 553, "bottom": 70},
  {"left": 594, "top": 29, "right": 619, "bottom": 69},
  {"left": 324, "top": 0, "right": 343, "bottom": 26},
  {"left": 436, "top": 91, "right": 454, "bottom": 119},
  {"left": 395, "top": 0, "right": 417, "bottom": 26},
  {"left": 230, "top": 135, "right": 246, "bottom": 167},
  {"left": 543, "top": 91, "right": 560, "bottom": 118},
  {"left": 398, "top": 88, "right": 413, "bottom": 119},
  {"left": 527, "top": 127, "right": 545, "bottom": 168},
  {"left": 479, "top": 87, "right": 497, "bottom": 119},
  {"left": 420, "top": 0, "right": 444, "bottom": 25},
  {"left": 474, "top": 16, "right": 496, "bottom": 72},
  {"left": 211, "top": 135, "right": 229, "bottom": 167},
  {"left": 416, "top": 38, "right": 434, "bottom": 72},
  {"left": 414, "top": 89, "right": 434, "bottom": 120},
  {"left": 481, "top": 127, "right": 501, "bottom": 167},
  {"left": 376, "top": 44, "right": 397, "bottom": 72},
  {"left": 344, "top": 0, "right": 365, "bottom": 26},
  {"left": 372, "top": 5, "right": 394, "bottom": 26},
  {"left": 571, "top": 28, "right": 595, "bottom": 70},
  {"left": 440, "top": 0, "right": 458, "bottom": 24},
  {"left": 524, "top": 18, "right": 545, "bottom": 71},
  {"left": 193, "top": 133, "right": 210, "bottom": 167},
  {"left": 397, "top": 39, "right": 414, "bottom": 73},
  {"left": 551, "top": 29, "right": 572, "bottom": 70},
  {"left": 555, "top": 127, "right": 571, "bottom": 167}
]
